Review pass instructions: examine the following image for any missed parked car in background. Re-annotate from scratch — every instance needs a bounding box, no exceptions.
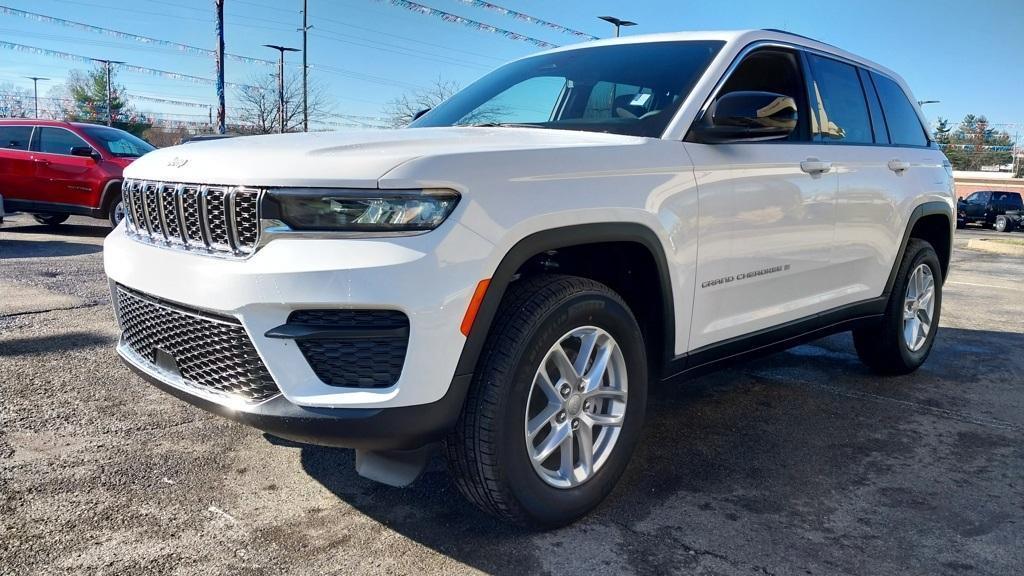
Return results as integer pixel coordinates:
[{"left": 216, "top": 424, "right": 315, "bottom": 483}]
[
  {"left": 957, "top": 190, "right": 1024, "bottom": 229},
  {"left": 0, "top": 119, "right": 154, "bottom": 227}
]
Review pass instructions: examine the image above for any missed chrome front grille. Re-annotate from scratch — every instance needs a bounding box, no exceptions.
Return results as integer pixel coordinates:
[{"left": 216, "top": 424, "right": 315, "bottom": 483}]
[{"left": 122, "top": 179, "right": 262, "bottom": 257}]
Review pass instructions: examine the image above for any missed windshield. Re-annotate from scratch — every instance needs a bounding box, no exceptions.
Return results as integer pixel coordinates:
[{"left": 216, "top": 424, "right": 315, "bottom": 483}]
[
  {"left": 79, "top": 125, "right": 155, "bottom": 157},
  {"left": 411, "top": 41, "right": 724, "bottom": 138}
]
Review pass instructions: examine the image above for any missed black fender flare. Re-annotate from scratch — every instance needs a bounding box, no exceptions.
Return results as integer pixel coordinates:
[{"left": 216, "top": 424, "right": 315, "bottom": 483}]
[
  {"left": 453, "top": 222, "right": 676, "bottom": 378},
  {"left": 883, "top": 200, "right": 953, "bottom": 295},
  {"left": 98, "top": 179, "right": 123, "bottom": 217}
]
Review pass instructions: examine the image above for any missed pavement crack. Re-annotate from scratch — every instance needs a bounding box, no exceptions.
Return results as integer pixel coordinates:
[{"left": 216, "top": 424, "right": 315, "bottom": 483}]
[
  {"left": 0, "top": 302, "right": 106, "bottom": 319},
  {"left": 749, "top": 372, "right": 1024, "bottom": 434}
]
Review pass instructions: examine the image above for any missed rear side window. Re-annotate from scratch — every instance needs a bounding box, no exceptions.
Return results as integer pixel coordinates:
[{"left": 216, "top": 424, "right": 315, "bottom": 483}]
[
  {"left": 859, "top": 68, "right": 889, "bottom": 144},
  {"left": 806, "top": 54, "right": 873, "bottom": 144},
  {"left": 871, "top": 72, "right": 928, "bottom": 147},
  {"left": 31, "top": 127, "right": 90, "bottom": 156},
  {"left": 0, "top": 126, "right": 33, "bottom": 151}
]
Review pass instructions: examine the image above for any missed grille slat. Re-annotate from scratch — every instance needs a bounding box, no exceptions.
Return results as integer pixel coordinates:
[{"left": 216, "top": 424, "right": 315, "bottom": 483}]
[
  {"left": 117, "top": 287, "right": 279, "bottom": 403},
  {"left": 124, "top": 178, "right": 261, "bottom": 257}
]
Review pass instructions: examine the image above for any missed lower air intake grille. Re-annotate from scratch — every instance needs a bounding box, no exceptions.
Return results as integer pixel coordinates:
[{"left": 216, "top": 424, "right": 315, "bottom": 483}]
[
  {"left": 116, "top": 287, "right": 279, "bottom": 403},
  {"left": 289, "top": 310, "right": 409, "bottom": 389}
]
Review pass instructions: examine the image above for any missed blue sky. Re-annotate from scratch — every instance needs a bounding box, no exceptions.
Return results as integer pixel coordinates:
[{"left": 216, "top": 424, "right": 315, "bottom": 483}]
[{"left": 0, "top": 0, "right": 1021, "bottom": 133}]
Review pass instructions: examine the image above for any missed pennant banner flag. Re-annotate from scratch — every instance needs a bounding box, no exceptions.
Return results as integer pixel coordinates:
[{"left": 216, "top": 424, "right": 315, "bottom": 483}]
[
  {"left": 0, "top": 6, "right": 274, "bottom": 66},
  {"left": 129, "top": 94, "right": 213, "bottom": 109},
  {"left": 375, "top": 0, "right": 559, "bottom": 49},
  {"left": 0, "top": 41, "right": 268, "bottom": 91},
  {"left": 454, "top": 1, "right": 598, "bottom": 40}
]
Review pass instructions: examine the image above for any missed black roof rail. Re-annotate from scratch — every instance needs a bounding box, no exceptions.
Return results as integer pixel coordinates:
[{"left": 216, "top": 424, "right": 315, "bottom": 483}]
[{"left": 760, "top": 28, "right": 835, "bottom": 47}]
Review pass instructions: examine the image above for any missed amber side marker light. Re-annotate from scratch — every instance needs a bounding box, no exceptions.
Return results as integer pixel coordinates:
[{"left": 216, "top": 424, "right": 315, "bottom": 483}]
[{"left": 460, "top": 279, "right": 491, "bottom": 336}]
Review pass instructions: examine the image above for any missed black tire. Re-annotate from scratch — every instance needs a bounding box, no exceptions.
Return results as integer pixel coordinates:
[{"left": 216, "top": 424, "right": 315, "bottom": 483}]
[
  {"left": 995, "top": 216, "right": 1008, "bottom": 233},
  {"left": 107, "top": 192, "right": 125, "bottom": 227},
  {"left": 446, "top": 274, "right": 647, "bottom": 528},
  {"left": 955, "top": 219, "right": 965, "bottom": 230},
  {"left": 853, "top": 239, "right": 942, "bottom": 375},
  {"left": 32, "top": 213, "right": 69, "bottom": 226}
]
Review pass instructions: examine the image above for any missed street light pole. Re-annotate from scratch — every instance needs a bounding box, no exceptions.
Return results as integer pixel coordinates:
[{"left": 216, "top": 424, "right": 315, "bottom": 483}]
[
  {"left": 264, "top": 44, "right": 299, "bottom": 133},
  {"left": 215, "top": 0, "right": 227, "bottom": 135},
  {"left": 25, "top": 76, "right": 48, "bottom": 118},
  {"left": 300, "top": 0, "right": 312, "bottom": 132},
  {"left": 597, "top": 15, "right": 637, "bottom": 38}
]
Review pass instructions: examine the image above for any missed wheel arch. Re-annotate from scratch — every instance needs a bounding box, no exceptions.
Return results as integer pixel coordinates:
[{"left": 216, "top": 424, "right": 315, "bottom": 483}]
[
  {"left": 885, "top": 201, "right": 953, "bottom": 293},
  {"left": 454, "top": 223, "right": 676, "bottom": 379},
  {"left": 98, "top": 179, "right": 123, "bottom": 217}
]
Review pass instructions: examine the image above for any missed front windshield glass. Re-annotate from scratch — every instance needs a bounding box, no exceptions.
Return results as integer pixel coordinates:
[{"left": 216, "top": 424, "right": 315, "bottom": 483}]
[
  {"left": 411, "top": 41, "right": 724, "bottom": 138},
  {"left": 80, "top": 125, "right": 155, "bottom": 157}
]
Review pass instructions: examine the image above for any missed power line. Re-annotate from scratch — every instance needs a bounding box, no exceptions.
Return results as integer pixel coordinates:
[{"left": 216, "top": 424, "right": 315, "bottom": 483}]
[{"left": 0, "top": 5, "right": 275, "bottom": 66}]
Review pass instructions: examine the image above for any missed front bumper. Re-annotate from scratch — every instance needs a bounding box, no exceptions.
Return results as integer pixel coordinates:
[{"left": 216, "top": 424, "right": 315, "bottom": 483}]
[
  {"left": 104, "top": 220, "right": 494, "bottom": 414},
  {"left": 124, "top": 356, "right": 472, "bottom": 450}
]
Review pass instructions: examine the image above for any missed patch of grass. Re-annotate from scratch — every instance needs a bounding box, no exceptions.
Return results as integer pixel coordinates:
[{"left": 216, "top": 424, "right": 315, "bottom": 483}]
[{"left": 989, "top": 237, "right": 1024, "bottom": 246}]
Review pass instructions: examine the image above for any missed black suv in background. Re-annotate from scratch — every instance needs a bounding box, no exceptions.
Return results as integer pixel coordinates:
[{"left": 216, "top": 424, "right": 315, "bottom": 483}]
[{"left": 957, "top": 191, "right": 1024, "bottom": 229}]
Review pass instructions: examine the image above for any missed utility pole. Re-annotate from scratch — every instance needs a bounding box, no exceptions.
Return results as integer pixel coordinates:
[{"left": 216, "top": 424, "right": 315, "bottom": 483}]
[
  {"left": 91, "top": 59, "right": 124, "bottom": 126},
  {"left": 215, "top": 0, "right": 226, "bottom": 134},
  {"left": 300, "top": 0, "right": 312, "bottom": 132},
  {"left": 597, "top": 16, "right": 636, "bottom": 38},
  {"left": 264, "top": 44, "right": 299, "bottom": 133},
  {"left": 25, "top": 76, "right": 48, "bottom": 118}
]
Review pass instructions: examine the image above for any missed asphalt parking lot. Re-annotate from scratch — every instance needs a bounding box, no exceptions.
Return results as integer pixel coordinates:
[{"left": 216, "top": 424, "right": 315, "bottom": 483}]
[{"left": 1, "top": 214, "right": 1022, "bottom": 576}]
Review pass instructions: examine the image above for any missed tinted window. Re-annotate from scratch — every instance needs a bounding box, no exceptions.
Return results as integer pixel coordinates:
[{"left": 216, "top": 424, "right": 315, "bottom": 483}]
[
  {"left": 79, "top": 125, "right": 154, "bottom": 157},
  {"left": 413, "top": 41, "right": 724, "bottom": 138},
  {"left": 859, "top": 68, "right": 889, "bottom": 144},
  {"left": 0, "top": 125, "right": 33, "bottom": 151},
  {"left": 871, "top": 72, "right": 928, "bottom": 146},
  {"left": 33, "top": 127, "right": 90, "bottom": 155},
  {"left": 719, "top": 49, "right": 810, "bottom": 141},
  {"left": 806, "top": 54, "right": 873, "bottom": 144}
]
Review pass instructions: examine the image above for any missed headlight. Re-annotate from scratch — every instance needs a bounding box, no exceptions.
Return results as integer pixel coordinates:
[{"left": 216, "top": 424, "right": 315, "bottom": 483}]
[{"left": 263, "top": 188, "right": 459, "bottom": 233}]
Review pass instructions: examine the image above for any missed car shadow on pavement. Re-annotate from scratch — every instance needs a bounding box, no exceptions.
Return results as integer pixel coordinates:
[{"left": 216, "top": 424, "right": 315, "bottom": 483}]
[
  {"left": 294, "top": 328, "right": 1024, "bottom": 575},
  {"left": 0, "top": 331, "right": 111, "bottom": 356},
  {"left": 0, "top": 222, "right": 111, "bottom": 239},
  {"left": 0, "top": 239, "right": 103, "bottom": 259}
]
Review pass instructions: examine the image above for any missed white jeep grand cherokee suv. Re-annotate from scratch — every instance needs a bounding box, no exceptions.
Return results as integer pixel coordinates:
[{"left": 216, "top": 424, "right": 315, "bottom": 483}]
[{"left": 105, "top": 29, "right": 953, "bottom": 527}]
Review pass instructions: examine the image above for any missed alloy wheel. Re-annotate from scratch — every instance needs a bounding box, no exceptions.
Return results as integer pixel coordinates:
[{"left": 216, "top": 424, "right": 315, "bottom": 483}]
[
  {"left": 524, "top": 326, "right": 627, "bottom": 489},
  {"left": 903, "top": 263, "right": 935, "bottom": 352}
]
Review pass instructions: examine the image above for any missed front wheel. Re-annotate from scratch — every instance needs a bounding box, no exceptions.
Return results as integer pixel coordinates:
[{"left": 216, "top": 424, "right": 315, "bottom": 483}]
[
  {"left": 446, "top": 274, "right": 647, "bottom": 527},
  {"left": 853, "top": 239, "right": 942, "bottom": 375},
  {"left": 32, "top": 213, "right": 69, "bottom": 226},
  {"left": 108, "top": 193, "right": 126, "bottom": 227}
]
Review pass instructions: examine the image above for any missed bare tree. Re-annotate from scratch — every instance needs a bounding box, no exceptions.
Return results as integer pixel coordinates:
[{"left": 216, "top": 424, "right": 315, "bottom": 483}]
[
  {"left": 0, "top": 83, "right": 32, "bottom": 118},
  {"left": 234, "top": 72, "right": 332, "bottom": 134},
  {"left": 383, "top": 78, "right": 460, "bottom": 128}
]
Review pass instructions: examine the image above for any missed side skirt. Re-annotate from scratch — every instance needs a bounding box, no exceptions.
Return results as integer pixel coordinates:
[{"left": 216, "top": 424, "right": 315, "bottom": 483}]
[{"left": 661, "top": 296, "right": 887, "bottom": 383}]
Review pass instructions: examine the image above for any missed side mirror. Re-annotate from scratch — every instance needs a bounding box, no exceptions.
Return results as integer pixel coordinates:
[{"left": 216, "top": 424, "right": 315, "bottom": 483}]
[
  {"left": 690, "top": 91, "right": 798, "bottom": 143},
  {"left": 412, "top": 108, "right": 431, "bottom": 121},
  {"left": 70, "top": 146, "right": 101, "bottom": 161}
]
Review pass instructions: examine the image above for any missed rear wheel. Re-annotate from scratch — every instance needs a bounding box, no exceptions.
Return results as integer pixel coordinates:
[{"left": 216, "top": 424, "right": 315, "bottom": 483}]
[
  {"left": 446, "top": 274, "right": 647, "bottom": 527},
  {"left": 853, "top": 239, "right": 941, "bottom": 375},
  {"left": 32, "top": 213, "right": 69, "bottom": 226}
]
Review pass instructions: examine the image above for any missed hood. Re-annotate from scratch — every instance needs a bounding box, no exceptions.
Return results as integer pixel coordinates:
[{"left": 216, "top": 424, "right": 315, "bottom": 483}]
[{"left": 123, "top": 127, "right": 646, "bottom": 188}]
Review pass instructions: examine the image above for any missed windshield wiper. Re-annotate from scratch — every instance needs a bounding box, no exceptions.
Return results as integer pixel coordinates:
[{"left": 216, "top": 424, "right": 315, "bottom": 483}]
[{"left": 464, "top": 122, "right": 546, "bottom": 128}]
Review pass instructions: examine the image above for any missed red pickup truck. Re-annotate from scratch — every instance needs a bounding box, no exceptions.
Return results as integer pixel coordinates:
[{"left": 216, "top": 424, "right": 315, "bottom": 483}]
[{"left": 0, "top": 119, "right": 154, "bottom": 227}]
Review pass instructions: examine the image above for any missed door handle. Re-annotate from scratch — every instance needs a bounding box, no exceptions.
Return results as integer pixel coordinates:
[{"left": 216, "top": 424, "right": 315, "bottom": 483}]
[
  {"left": 33, "top": 158, "right": 50, "bottom": 166},
  {"left": 888, "top": 159, "right": 911, "bottom": 173},
  {"left": 800, "top": 158, "right": 832, "bottom": 174}
]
